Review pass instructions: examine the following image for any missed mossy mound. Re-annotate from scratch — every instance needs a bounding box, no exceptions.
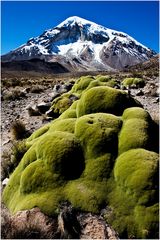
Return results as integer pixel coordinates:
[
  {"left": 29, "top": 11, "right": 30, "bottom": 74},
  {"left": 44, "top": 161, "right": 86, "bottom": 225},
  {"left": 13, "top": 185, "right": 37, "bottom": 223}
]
[
  {"left": 71, "top": 75, "right": 95, "bottom": 94},
  {"left": 109, "top": 148, "right": 158, "bottom": 238},
  {"left": 114, "top": 149, "right": 158, "bottom": 201},
  {"left": 119, "top": 107, "right": 157, "bottom": 154},
  {"left": 77, "top": 86, "right": 140, "bottom": 117},
  {"left": 3, "top": 131, "right": 85, "bottom": 215},
  {"left": 122, "top": 107, "right": 151, "bottom": 121},
  {"left": 50, "top": 75, "right": 119, "bottom": 116},
  {"left": 3, "top": 78, "right": 158, "bottom": 239},
  {"left": 122, "top": 77, "right": 145, "bottom": 88},
  {"left": 96, "top": 75, "right": 112, "bottom": 82},
  {"left": 65, "top": 179, "right": 108, "bottom": 213},
  {"left": 75, "top": 113, "right": 122, "bottom": 159},
  {"left": 51, "top": 95, "right": 73, "bottom": 115}
]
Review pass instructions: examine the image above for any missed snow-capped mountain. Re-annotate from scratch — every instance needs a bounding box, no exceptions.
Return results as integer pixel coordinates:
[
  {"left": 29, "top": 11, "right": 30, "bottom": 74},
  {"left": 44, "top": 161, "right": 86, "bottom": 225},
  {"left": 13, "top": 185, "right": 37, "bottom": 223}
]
[{"left": 2, "top": 16, "right": 156, "bottom": 71}]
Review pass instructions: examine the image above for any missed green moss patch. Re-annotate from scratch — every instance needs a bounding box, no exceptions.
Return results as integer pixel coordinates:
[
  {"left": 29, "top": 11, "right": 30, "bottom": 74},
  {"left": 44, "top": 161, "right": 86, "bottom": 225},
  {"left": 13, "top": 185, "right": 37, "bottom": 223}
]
[
  {"left": 109, "top": 149, "right": 158, "bottom": 238},
  {"left": 49, "top": 118, "right": 76, "bottom": 133},
  {"left": 118, "top": 118, "right": 150, "bottom": 154},
  {"left": 96, "top": 75, "right": 112, "bottom": 82},
  {"left": 71, "top": 76, "right": 95, "bottom": 94},
  {"left": 122, "top": 78, "right": 145, "bottom": 88},
  {"left": 114, "top": 149, "right": 158, "bottom": 200},
  {"left": 119, "top": 107, "right": 156, "bottom": 155},
  {"left": 75, "top": 113, "right": 122, "bottom": 159},
  {"left": 51, "top": 95, "right": 73, "bottom": 115},
  {"left": 65, "top": 179, "right": 108, "bottom": 213},
  {"left": 82, "top": 154, "right": 114, "bottom": 181},
  {"left": 122, "top": 107, "right": 151, "bottom": 121},
  {"left": 77, "top": 86, "right": 140, "bottom": 117}
]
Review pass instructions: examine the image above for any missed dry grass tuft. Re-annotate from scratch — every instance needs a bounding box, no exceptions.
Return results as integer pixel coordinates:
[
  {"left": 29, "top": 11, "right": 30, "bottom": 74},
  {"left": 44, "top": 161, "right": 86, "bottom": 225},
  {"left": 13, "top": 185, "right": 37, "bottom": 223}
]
[{"left": 11, "top": 120, "right": 27, "bottom": 140}]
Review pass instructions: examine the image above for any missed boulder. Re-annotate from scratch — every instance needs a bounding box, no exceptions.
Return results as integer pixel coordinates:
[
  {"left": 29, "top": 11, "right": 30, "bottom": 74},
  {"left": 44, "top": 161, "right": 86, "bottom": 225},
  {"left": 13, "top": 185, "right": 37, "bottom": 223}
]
[
  {"left": 26, "top": 105, "right": 41, "bottom": 116},
  {"left": 36, "top": 102, "right": 51, "bottom": 114},
  {"left": 136, "top": 89, "right": 144, "bottom": 96}
]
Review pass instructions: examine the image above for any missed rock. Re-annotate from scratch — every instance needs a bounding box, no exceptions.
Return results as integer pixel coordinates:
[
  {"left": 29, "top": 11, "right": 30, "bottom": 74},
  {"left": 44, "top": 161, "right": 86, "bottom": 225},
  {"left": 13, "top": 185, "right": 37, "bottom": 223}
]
[
  {"left": 36, "top": 102, "right": 51, "bottom": 114},
  {"left": 144, "top": 90, "right": 151, "bottom": 96},
  {"left": 57, "top": 202, "right": 81, "bottom": 239},
  {"left": 2, "top": 139, "right": 11, "bottom": 146},
  {"left": 53, "top": 84, "right": 67, "bottom": 94},
  {"left": 22, "top": 87, "right": 30, "bottom": 94},
  {"left": 42, "top": 117, "right": 54, "bottom": 123},
  {"left": 53, "top": 83, "right": 72, "bottom": 95},
  {"left": 9, "top": 208, "right": 57, "bottom": 239},
  {"left": 2, "top": 178, "right": 9, "bottom": 186},
  {"left": 49, "top": 92, "right": 60, "bottom": 101},
  {"left": 45, "top": 109, "right": 59, "bottom": 118},
  {"left": 64, "top": 83, "right": 73, "bottom": 91},
  {"left": 120, "top": 85, "right": 126, "bottom": 90},
  {"left": 26, "top": 105, "right": 41, "bottom": 116},
  {"left": 156, "top": 87, "right": 160, "bottom": 95},
  {"left": 69, "top": 94, "right": 79, "bottom": 101},
  {"left": 153, "top": 97, "right": 159, "bottom": 103},
  {"left": 136, "top": 89, "right": 144, "bottom": 96},
  {"left": 114, "top": 84, "right": 120, "bottom": 89},
  {"left": 131, "top": 84, "right": 137, "bottom": 89},
  {"left": 78, "top": 213, "right": 119, "bottom": 239}
]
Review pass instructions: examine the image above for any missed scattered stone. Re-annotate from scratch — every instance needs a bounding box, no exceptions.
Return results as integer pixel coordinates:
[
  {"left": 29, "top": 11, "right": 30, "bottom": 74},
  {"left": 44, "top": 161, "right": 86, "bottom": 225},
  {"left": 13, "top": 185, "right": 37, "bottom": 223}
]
[
  {"left": 78, "top": 213, "right": 119, "bottom": 240},
  {"left": 22, "top": 87, "right": 30, "bottom": 94},
  {"left": 49, "top": 92, "right": 60, "bottom": 101},
  {"left": 153, "top": 97, "right": 159, "bottom": 103},
  {"left": 36, "top": 102, "right": 51, "bottom": 114},
  {"left": 53, "top": 83, "right": 73, "bottom": 95},
  {"left": 136, "top": 89, "right": 144, "bottom": 96},
  {"left": 57, "top": 202, "right": 81, "bottom": 239},
  {"left": 69, "top": 94, "right": 79, "bottom": 101},
  {"left": 2, "top": 139, "right": 11, "bottom": 146},
  {"left": 9, "top": 208, "right": 58, "bottom": 239},
  {"left": 144, "top": 90, "right": 151, "bottom": 96},
  {"left": 114, "top": 84, "right": 120, "bottom": 89},
  {"left": 46, "top": 109, "right": 59, "bottom": 118},
  {"left": 26, "top": 105, "right": 41, "bottom": 116},
  {"left": 120, "top": 85, "right": 126, "bottom": 90},
  {"left": 42, "top": 117, "right": 53, "bottom": 123},
  {"left": 131, "top": 84, "right": 137, "bottom": 89},
  {"left": 53, "top": 84, "right": 67, "bottom": 94},
  {"left": 2, "top": 178, "right": 9, "bottom": 186}
]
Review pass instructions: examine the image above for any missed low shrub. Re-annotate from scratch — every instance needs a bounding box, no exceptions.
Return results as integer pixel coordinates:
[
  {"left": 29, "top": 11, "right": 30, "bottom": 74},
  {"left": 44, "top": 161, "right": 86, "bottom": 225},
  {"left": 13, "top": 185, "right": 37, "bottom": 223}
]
[
  {"left": 1, "top": 151, "right": 13, "bottom": 180},
  {"left": 11, "top": 120, "right": 27, "bottom": 140},
  {"left": 3, "top": 89, "right": 26, "bottom": 101},
  {"left": 30, "top": 85, "right": 44, "bottom": 93},
  {"left": 11, "top": 141, "right": 28, "bottom": 168},
  {"left": 1, "top": 141, "right": 28, "bottom": 180}
]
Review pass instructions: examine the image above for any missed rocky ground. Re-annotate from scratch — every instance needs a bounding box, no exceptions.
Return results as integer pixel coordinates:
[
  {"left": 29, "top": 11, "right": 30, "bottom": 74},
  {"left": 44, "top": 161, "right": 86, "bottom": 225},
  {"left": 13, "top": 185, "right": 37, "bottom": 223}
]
[
  {"left": 2, "top": 75, "right": 159, "bottom": 151},
  {"left": 1, "top": 71, "right": 159, "bottom": 239},
  {"left": 2, "top": 87, "right": 52, "bottom": 151}
]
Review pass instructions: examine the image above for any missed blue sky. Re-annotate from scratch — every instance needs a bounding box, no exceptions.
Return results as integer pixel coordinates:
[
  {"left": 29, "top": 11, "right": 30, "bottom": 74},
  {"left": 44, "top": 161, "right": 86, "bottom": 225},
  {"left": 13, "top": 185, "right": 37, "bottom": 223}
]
[{"left": 1, "top": 1, "right": 159, "bottom": 54}]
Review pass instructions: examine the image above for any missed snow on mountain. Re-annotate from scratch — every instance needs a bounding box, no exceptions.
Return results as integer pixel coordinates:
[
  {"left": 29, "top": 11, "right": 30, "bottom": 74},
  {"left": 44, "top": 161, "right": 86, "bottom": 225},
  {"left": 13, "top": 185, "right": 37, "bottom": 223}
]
[{"left": 2, "top": 16, "right": 156, "bottom": 71}]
